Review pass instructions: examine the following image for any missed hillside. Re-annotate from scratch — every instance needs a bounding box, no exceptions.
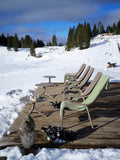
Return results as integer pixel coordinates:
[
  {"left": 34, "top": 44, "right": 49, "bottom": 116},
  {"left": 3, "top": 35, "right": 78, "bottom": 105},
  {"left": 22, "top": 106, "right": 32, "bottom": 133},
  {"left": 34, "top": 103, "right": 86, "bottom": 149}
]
[
  {"left": 0, "top": 34, "right": 120, "bottom": 95},
  {"left": 0, "top": 34, "right": 120, "bottom": 159}
]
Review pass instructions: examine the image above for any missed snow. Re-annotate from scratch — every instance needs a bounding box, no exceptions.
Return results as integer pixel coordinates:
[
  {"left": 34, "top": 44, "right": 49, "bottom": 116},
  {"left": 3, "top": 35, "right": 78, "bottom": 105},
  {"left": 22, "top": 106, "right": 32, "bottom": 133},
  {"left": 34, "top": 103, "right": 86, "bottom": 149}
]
[
  {"left": 0, "top": 34, "right": 120, "bottom": 159},
  {"left": 0, "top": 147, "right": 120, "bottom": 160}
]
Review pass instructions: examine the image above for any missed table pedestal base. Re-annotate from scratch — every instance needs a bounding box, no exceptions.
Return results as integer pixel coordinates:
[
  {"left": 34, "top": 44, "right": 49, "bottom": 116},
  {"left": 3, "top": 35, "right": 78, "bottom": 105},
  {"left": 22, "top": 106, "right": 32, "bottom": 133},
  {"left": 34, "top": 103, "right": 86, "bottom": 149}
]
[
  {"left": 29, "top": 102, "right": 47, "bottom": 117},
  {"left": 41, "top": 87, "right": 53, "bottom": 98}
]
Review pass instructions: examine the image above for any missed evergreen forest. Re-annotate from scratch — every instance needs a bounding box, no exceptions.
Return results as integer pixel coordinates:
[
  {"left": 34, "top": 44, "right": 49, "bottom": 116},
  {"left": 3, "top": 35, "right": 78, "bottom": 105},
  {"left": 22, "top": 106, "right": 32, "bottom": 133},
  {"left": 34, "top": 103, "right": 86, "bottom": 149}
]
[
  {"left": 0, "top": 34, "right": 45, "bottom": 52},
  {"left": 0, "top": 20, "right": 120, "bottom": 52},
  {"left": 66, "top": 20, "right": 120, "bottom": 50}
]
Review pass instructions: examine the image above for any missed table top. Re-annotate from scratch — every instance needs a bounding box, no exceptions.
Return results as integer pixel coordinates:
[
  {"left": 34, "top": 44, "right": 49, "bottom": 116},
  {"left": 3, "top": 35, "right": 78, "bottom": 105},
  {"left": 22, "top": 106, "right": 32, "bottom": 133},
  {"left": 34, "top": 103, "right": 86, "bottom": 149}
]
[
  {"left": 43, "top": 75, "right": 56, "bottom": 78},
  {"left": 20, "top": 95, "right": 46, "bottom": 103},
  {"left": 35, "top": 82, "right": 53, "bottom": 87}
]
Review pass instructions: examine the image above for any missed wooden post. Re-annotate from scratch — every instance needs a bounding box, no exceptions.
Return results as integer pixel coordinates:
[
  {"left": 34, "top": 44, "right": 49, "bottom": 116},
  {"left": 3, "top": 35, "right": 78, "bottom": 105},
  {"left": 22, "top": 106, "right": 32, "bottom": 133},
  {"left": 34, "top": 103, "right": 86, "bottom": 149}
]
[{"left": 117, "top": 43, "right": 120, "bottom": 53}]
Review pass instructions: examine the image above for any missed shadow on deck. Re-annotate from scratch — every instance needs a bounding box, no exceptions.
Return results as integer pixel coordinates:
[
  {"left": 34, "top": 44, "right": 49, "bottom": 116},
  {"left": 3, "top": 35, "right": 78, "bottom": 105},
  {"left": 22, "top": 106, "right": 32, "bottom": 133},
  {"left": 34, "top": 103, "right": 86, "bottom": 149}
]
[{"left": 0, "top": 82, "right": 120, "bottom": 151}]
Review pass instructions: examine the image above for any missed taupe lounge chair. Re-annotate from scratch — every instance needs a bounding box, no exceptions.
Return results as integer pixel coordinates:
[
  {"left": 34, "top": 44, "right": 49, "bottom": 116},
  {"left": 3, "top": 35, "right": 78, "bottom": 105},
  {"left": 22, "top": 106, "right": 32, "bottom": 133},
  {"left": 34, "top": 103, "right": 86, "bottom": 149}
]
[
  {"left": 64, "top": 63, "right": 86, "bottom": 83},
  {"left": 63, "top": 72, "right": 102, "bottom": 101},
  {"left": 64, "top": 67, "right": 94, "bottom": 93},
  {"left": 64, "top": 65, "right": 91, "bottom": 88},
  {"left": 60, "top": 74, "right": 110, "bottom": 129}
]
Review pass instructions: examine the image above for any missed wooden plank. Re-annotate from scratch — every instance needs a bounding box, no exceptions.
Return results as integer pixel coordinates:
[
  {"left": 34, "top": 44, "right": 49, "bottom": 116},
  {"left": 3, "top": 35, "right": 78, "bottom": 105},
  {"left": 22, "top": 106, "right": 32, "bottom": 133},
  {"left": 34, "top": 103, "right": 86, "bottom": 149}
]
[{"left": 0, "top": 82, "right": 120, "bottom": 149}]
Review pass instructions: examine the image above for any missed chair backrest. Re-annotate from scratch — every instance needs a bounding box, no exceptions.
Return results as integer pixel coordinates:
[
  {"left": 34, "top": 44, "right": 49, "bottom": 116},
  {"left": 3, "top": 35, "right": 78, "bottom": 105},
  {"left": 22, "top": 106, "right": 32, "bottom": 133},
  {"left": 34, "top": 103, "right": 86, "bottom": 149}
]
[
  {"left": 79, "top": 67, "right": 94, "bottom": 89},
  {"left": 64, "top": 63, "right": 86, "bottom": 82},
  {"left": 81, "top": 72, "right": 102, "bottom": 96},
  {"left": 82, "top": 74, "right": 109, "bottom": 105},
  {"left": 75, "top": 63, "right": 86, "bottom": 79},
  {"left": 77, "top": 66, "right": 91, "bottom": 83}
]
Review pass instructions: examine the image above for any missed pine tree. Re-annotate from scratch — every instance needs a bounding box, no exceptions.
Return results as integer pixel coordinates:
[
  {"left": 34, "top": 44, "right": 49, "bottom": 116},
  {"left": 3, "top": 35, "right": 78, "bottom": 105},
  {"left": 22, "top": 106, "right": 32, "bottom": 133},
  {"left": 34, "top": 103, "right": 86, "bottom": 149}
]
[
  {"left": 98, "top": 21, "right": 102, "bottom": 34},
  {"left": 36, "top": 39, "right": 45, "bottom": 47},
  {"left": 100, "top": 25, "right": 105, "bottom": 34},
  {"left": 116, "top": 21, "right": 120, "bottom": 34},
  {"left": 66, "top": 27, "right": 75, "bottom": 50},
  {"left": 66, "top": 28, "right": 71, "bottom": 50},
  {"left": 52, "top": 34, "right": 57, "bottom": 46},
  {"left": 47, "top": 41, "right": 52, "bottom": 46},
  {"left": 75, "top": 23, "right": 81, "bottom": 47},
  {"left": 78, "top": 25, "right": 84, "bottom": 49},
  {"left": 13, "top": 33, "right": 19, "bottom": 52},
  {"left": 21, "top": 37, "right": 24, "bottom": 48},
  {"left": 112, "top": 23, "right": 117, "bottom": 34},
  {"left": 30, "top": 42, "right": 36, "bottom": 56},
  {"left": 49, "top": 41, "right": 52, "bottom": 46},
  {"left": 47, "top": 41, "right": 49, "bottom": 46},
  {"left": 93, "top": 24, "right": 98, "bottom": 37},
  {"left": 59, "top": 42, "right": 63, "bottom": 46},
  {"left": 84, "top": 23, "right": 91, "bottom": 48},
  {"left": 1, "top": 33, "right": 7, "bottom": 46},
  {"left": 106, "top": 26, "right": 112, "bottom": 33},
  {"left": 24, "top": 35, "right": 32, "bottom": 48},
  {"left": 7, "top": 35, "right": 11, "bottom": 51},
  {"left": 7, "top": 35, "right": 14, "bottom": 50}
]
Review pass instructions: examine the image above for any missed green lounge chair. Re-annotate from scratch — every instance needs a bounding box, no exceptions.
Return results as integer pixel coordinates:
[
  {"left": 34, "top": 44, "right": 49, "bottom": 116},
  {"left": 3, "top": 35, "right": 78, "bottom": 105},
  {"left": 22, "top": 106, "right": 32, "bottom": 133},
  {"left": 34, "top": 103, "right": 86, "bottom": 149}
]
[{"left": 60, "top": 74, "right": 110, "bottom": 129}]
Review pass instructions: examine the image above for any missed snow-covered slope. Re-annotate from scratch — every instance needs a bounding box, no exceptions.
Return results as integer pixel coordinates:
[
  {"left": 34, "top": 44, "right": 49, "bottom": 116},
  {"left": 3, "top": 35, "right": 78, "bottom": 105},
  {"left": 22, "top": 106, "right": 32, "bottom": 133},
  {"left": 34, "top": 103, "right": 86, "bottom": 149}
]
[
  {"left": 1, "top": 35, "right": 120, "bottom": 94},
  {"left": 0, "top": 34, "right": 120, "bottom": 159}
]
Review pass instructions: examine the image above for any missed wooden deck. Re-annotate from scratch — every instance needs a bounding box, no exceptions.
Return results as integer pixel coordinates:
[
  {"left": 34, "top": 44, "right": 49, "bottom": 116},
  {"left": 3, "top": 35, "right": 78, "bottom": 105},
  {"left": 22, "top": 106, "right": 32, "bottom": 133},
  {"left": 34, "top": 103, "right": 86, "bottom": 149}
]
[{"left": 0, "top": 82, "right": 120, "bottom": 150}]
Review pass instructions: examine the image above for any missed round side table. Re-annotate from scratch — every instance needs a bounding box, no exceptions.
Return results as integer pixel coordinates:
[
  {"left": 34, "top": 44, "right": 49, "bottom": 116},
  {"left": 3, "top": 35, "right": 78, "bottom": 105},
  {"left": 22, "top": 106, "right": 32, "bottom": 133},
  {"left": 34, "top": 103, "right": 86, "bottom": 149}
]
[
  {"left": 35, "top": 83, "right": 53, "bottom": 98},
  {"left": 43, "top": 75, "right": 56, "bottom": 83},
  {"left": 20, "top": 96, "right": 47, "bottom": 117}
]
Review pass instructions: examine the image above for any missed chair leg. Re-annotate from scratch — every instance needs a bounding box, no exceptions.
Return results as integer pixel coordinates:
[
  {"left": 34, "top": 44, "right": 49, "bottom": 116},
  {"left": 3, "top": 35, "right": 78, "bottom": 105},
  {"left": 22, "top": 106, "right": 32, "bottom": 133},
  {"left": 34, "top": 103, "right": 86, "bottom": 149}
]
[
  {"left": 60, "top": 107, "right": 64, "bottom": 130},
  {"left": 86, "top": 106, "right": 94, "bottom": 129},
  {"left": 61, "top": 118, "right": 63, "bottom": 130}
]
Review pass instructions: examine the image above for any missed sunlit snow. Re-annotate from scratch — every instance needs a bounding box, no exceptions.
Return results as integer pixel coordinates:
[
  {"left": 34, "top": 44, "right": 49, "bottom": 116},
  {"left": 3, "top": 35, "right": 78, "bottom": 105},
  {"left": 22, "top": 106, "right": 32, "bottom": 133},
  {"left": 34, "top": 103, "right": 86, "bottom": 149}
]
[{"left": 0, "top": 34, "right": 120, "bottom": 159}]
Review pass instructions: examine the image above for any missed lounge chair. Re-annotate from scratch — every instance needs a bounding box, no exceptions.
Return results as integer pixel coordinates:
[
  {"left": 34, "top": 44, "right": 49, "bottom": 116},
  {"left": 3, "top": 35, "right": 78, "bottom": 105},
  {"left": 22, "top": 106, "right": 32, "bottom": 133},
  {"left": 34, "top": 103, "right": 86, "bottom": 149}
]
[
  {"left": 64, "top": 65, "right": 91, "bottom": 89},
  {"left": 64, "top": 67, "right": 94, "bottom": 94},
  {"left": 64, "top": 63, "right": 86, "bottom": 83},
  {"left": 63, "top": 72, "right": 102, "bottom": 101},
  {"left": 60, "top": 74, "right": 110, "bottom": 129}
]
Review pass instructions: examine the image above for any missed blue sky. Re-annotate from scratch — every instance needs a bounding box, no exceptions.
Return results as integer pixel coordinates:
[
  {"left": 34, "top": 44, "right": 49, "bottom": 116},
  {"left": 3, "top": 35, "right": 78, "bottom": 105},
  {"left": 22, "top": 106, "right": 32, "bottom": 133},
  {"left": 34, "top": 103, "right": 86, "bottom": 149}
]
[{"left": 0, "top": 0, "right": 120, "bottom": 44}]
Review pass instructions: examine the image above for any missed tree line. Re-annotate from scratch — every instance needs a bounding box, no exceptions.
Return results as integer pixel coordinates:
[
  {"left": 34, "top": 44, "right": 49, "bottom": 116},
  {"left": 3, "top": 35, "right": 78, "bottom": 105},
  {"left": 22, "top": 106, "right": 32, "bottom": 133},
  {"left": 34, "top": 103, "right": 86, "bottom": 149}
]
[
  {"left": 0, "top": 33, "right": 60, "bottom": 56},
  {"left": 66, "top": 20, "right": 120, "bottom": 51},
  {"left": 0, "top": 34, "right": 45, "bottom": 52},
  {"left": 0, "top": 20, "right": 120, "bottom": 53},
  {"left": 0, "top": 34, "right": 60, "bottom": 49},
  {"left": 46, "top": 34, "right": 63, "bottom": 46}
]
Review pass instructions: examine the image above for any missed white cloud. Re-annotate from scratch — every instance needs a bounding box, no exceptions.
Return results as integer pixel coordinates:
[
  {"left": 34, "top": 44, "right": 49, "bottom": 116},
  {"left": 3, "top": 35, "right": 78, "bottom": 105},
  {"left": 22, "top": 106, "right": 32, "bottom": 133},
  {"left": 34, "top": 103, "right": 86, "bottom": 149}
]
[
  {"left": 0, "top": 0, "right": 120, "bottom": 43},
  {"left": 0, "top": 0, "right": 101, "bottom": 24},
  {"left": 101, "top": 9, "right": 120, "bottom": 26}
]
